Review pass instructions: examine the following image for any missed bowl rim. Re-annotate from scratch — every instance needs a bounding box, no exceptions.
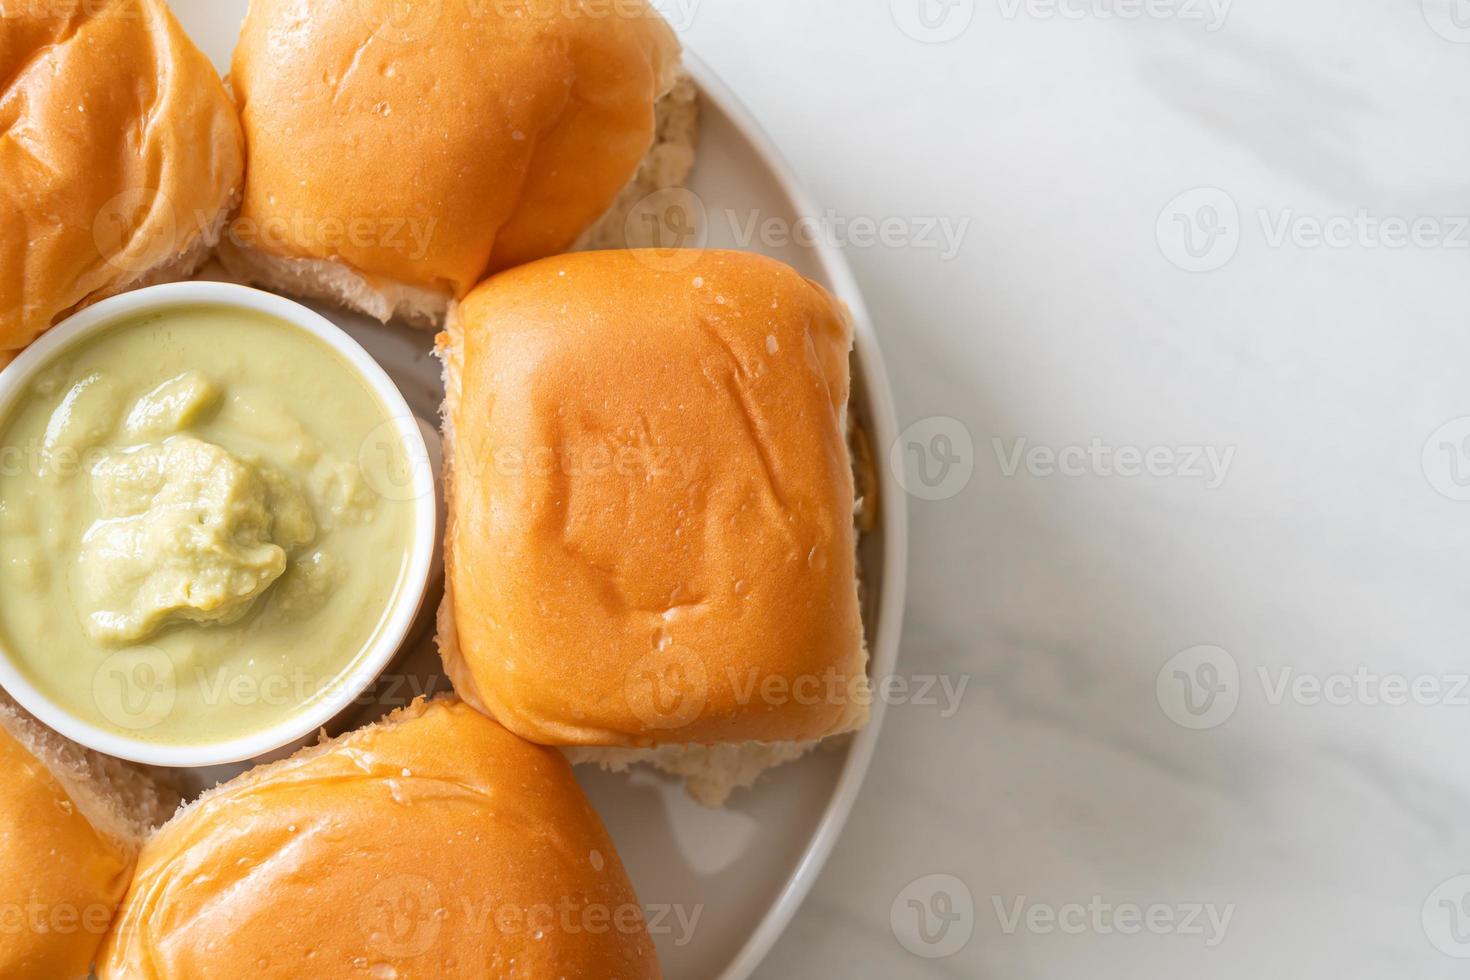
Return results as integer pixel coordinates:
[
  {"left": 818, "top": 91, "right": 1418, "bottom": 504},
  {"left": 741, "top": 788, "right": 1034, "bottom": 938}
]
[
  {"left": 0, "top": 281, "right": 438, "bottom": 768},
  {"left": 680, "top": 53, "right": 912, "bottom": 980}
]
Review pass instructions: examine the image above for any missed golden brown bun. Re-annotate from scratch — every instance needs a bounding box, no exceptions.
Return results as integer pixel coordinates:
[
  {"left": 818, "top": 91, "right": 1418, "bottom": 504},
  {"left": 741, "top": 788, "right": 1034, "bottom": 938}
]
[
  {"left": 0, "top": 0, "right": 244, "bottom": 358},
  {"left": 441, "top": 250, "right": 869, "bottom": 748},
  {"left": 0, "top": 697, "right": 177, "bottom": 979},
  {"left": 226, "top": 0, "right": 680, "bottom": 320},
  {"left": 96, "top": 699, "right": 659, "bottom": 979}
]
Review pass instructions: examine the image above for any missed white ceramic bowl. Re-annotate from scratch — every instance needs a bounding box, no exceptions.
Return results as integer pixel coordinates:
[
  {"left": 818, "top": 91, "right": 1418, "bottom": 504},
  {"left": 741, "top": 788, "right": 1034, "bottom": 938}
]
[{"left": 0, "top": 281, "right": 438, "bottom": 768}]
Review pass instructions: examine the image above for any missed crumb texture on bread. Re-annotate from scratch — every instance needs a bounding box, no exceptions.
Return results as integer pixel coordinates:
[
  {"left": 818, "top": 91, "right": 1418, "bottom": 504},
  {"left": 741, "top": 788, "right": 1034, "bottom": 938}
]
[
  {"left": 217, "top": 238, "right": 451, "bottom": 327},
  {"left": 442, "top": 250, "right": 869, "bottom": 750},
  {"left": 97, "top": 699, "right": 659, "bottom": 980},
  {"left": 0, "top": 0, "right": 243, "bottom": 358},
  {"left": 227, "top": 0, "right": 682, "bottom": 321},
  {"left": 0, "top": 694, "right": 177, "bottom": 978},
  {"left": 568, "top": 741, "right": 821, "bottom": 808}
]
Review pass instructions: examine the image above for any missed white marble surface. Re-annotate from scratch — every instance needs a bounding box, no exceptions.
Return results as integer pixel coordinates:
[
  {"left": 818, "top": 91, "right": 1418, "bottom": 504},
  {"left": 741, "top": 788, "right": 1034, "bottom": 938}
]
[{"left": 668, "top": 0, "right": 1470, "bottom": 976}]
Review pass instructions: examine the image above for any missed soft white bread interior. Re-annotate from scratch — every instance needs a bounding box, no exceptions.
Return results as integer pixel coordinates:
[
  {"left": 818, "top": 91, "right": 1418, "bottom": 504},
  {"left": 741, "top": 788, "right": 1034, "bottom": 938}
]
[
  {"left": 437, "top": 250, "right": 870, "bottom": 805},
  {"left": 95, "top": 698, "right": 658, "bottom": 979},
  {"left": 0, "top": 0, "right": 244, "bottom": 360},
  {"left": 220, "top": 0, "right": 687, "bottom": 327},
  {"left": 0, "top": 693, "right": 178, "bottom": 979}
]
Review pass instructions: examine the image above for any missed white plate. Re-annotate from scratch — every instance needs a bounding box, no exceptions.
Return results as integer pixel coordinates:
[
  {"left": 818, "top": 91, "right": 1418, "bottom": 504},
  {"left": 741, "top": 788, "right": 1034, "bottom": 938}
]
[{"left": 169, "top": 7, "right": 908, "bottom": 978}]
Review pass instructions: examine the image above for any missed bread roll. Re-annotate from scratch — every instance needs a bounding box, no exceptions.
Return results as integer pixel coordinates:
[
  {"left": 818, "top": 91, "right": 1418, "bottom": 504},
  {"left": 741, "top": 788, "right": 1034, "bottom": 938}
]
[
  {"left": 96, "top": 699, "right": 658, "bottom": 978},
  {"left": 439, "top": 251, "right": 869, "bottom": 769},
  {"left": 0, "top": 0, "right": 244, "bottom": 360},
  {"left": 222, "top": 0, "right": 682, "bottom": 325},
  {"left": 0, "top": 696, "right": 176, "bottom": 979}
]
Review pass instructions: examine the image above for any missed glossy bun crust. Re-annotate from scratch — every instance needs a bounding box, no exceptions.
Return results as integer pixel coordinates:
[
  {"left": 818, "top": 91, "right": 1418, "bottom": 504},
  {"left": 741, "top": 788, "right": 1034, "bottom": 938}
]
[
  {"left": 442, "top": 250, "right": 869, "bottom": 748},
  {"left": 0, "top": 0, "right": 243, "bottom": 357},
  {"left": 0, "top": 722, "right": 132, "bottom": 978},
  {"left": 97, "top": 700, "right": 659, "bottom": 979},
  {"left": 229, "top": 0, "right": 680, "bottom": 301}
]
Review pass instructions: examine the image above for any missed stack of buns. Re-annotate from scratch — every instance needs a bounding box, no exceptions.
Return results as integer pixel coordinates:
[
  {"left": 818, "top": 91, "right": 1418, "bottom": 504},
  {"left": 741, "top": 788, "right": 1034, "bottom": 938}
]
[{"left": 1, "top": 0, "right": 877, "bottom": 971}]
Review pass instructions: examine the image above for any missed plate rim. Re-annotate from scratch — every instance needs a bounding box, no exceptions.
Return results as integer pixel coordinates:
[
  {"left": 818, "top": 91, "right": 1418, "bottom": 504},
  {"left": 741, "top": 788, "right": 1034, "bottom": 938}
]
[{"left": 679, "top": 52, "right": 910, "bottom": 980}]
